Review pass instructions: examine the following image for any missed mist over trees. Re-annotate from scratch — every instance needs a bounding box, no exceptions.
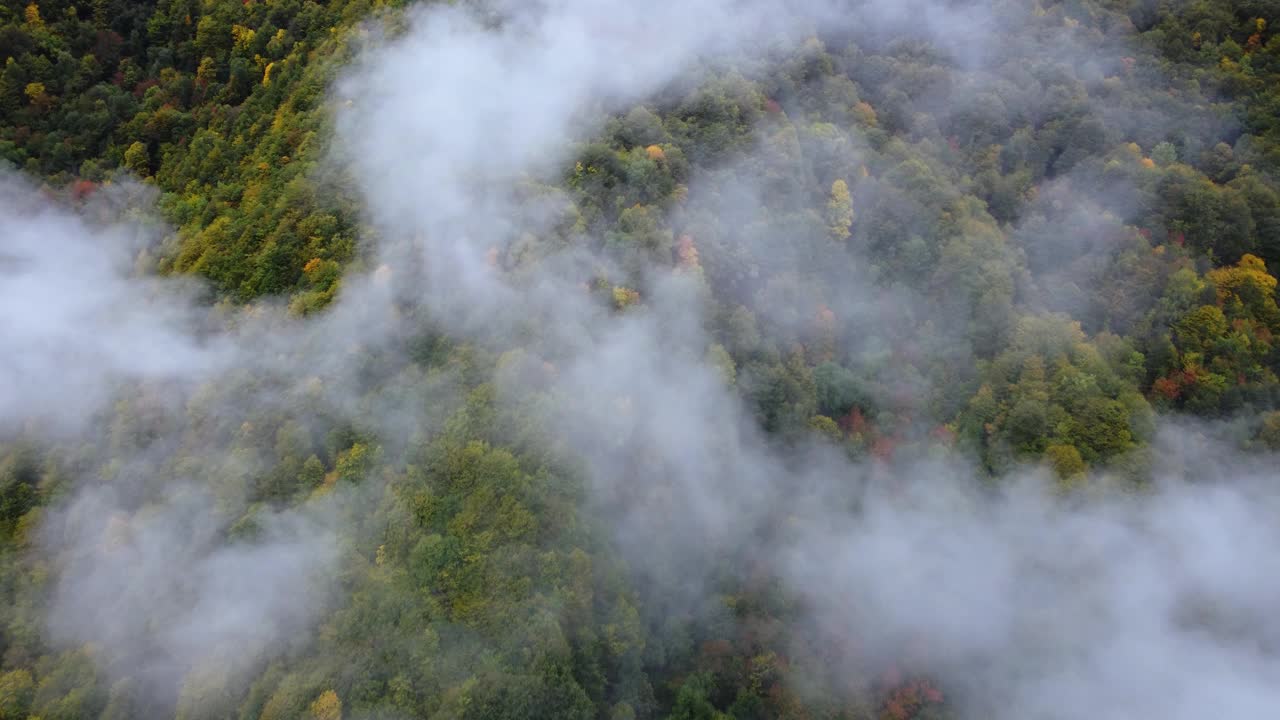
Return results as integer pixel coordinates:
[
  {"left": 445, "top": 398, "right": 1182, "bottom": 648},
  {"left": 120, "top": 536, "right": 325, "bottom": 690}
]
[{"left": 5, "top": 0, "right": 1280, "bottom": 719}]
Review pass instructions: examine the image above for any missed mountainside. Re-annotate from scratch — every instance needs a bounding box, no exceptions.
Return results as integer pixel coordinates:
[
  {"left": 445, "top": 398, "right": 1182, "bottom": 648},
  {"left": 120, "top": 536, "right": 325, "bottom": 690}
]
[{"left": 4, "top": 1, "right": 1280, "bottom": 719}]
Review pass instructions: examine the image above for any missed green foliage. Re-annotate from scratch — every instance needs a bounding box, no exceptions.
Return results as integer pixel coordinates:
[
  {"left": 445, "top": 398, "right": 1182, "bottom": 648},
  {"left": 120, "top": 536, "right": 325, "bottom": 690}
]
[
  {"left": 665, "top": 673, "right": 728, "bottom": 720},
  {"left": 5, "top": 1, "right": 1280, "bottom": 719},
  {"left": 1, "top": 0, "right": 358, "bottom": 302},
  {"left": 0, "top": 668, "right": 35, "bottom": 719}
]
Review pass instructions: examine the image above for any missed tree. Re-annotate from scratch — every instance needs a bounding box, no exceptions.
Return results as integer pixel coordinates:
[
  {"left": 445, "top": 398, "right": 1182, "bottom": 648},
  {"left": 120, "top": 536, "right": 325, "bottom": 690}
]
[
  {"left": 123, "top": 140, "right": 150, "bottom": 176},
  {"left": 1045, "top": 444, "right": 1086, "bottom": 482},
  {"left": 308, "top": 689, "right": 341, "bottom": 720},
  {"left": 0, "top": 669, "right": 34, "bottom": 719},
  {"left": 335, "top": 442, "right": 377, "bottom": 483},
  {"left": 1151, "top": 141, "right": 1177, "bottom": 166},
  {"left": 706, "top": 343, "right": 736, "bottom": 385},
  {"left": 808, "top": 415, "right": 842, "bottom": 441},
  {"left": 22, "top": 82, "right": 46, "bottom": 107},
  {"left": 607, "top": 204, "right": 673, "bottom": 278},
  {"left": 826, "top": 179, "right": 853, "bottom": 241},
  {"left": 666, "top": 673, "right": 728, "bottom": 720},
  {"left": 1206, "top": 253, "right": 1280, "bottom": 324},
  {"left": 23, "top": 2, "right": 42, "bottom": 28},
  {"left": 1207, "top": 253, "right": 1276, "bottom": 296},
  {"left": 1174, "top": 305, "right": 1228, "bottom": 353},
  {"left": 1258, "top": 412, "right": 1280, "bottom": 450}
]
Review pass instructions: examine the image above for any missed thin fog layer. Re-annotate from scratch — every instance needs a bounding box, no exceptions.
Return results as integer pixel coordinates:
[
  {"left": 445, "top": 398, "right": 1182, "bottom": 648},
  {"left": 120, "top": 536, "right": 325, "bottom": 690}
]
[
  {"left": 0, "top": 171, "right": 427, "bottom": 703},
  {"left": 330, "top": 0, "right": 1280, "bottom": 718},
  {"left": 44, "top": 482, "right": 341, "bottom": 697},
  {"left": 1, "top": 0, "right": 1277, "bottom": 718}
]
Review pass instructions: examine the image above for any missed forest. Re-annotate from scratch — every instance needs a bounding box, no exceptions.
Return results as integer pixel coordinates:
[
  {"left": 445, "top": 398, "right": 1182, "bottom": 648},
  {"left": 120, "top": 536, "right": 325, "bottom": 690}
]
[{"left": 3, "top": 0, "right": 1280, "bottom": 718}]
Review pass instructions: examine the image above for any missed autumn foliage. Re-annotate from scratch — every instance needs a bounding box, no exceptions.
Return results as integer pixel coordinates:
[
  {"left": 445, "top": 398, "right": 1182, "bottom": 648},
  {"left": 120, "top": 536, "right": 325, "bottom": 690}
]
[{"left": 880, "top": 674, "right": 944, "bottom": 720}]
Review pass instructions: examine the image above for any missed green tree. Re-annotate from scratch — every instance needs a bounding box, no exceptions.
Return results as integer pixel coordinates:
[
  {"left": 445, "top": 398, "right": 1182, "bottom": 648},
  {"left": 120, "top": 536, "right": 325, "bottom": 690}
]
[
  {"left": 0, "top": 669, "right": 34, "bottom": 719},
  {"left": 666, "top": 673, "right": 729, "bottom": 720},
  {"left": 1151, "top": 141, "right": 1178, "bottom": 166}
]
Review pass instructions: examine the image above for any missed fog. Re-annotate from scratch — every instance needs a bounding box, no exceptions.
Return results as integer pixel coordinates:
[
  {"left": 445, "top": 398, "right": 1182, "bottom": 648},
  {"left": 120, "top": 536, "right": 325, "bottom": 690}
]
[{"left": 2, "top": 0, "right": 1277, "bottom": 717}]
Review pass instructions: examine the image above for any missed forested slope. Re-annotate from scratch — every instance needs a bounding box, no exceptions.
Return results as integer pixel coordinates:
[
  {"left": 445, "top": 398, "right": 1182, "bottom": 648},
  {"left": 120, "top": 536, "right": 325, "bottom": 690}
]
[{"left": 3, "top": 1, "right": 1280, "bottom": 719}]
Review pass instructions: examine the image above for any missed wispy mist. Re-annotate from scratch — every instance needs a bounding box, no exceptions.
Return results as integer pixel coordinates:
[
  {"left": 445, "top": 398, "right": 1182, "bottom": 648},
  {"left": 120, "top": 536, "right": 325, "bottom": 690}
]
[
  {"left": 4, "top": 0, "right": 1279, "bottom": 717},
  {"left": 328, "top": 0, "right": 1280, "bottom": 717}
]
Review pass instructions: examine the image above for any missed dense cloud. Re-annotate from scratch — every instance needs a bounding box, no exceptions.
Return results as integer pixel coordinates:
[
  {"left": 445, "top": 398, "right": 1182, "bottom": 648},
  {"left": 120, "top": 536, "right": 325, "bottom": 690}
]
[{"left": 0, "top": 175, "right": 229, "bottom": 434}]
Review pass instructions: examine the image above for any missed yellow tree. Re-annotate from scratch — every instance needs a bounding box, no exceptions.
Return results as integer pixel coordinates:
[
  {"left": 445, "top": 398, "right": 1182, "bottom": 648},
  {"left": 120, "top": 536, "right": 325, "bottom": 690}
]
[
  {"left": 123, "top": 141, "right": 150, "bottom": 176},
  {"left": 23, "top": 82, "right": 47, "bottom": 109},
  {"left": 308, "top": 690, "right": 342, "bottom": 720},
  {"left": 1206, "top": 253, "right": 1280, "bottom": 326},
  {"left": 1206, "top": 253, "right": 1277, "bottom": 302},
  {"left": 826, "top": 179, "right": 853, "bottom": 241}
]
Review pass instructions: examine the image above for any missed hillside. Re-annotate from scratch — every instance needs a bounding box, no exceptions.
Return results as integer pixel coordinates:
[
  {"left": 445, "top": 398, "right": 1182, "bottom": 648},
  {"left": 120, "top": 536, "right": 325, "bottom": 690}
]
[{"left": 3, "top": 0, "right": 1280, "bottom": 719}]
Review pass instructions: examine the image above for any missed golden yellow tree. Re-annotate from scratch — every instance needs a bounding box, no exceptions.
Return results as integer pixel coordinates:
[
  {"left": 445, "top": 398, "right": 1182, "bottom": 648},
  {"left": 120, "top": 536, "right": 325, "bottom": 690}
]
[
  {"left": 1206, "top": 253, "right": 1277, "bottom": 302},
  {"left": 308, "top": 690, "right": 342, "bottom": 720},
  {"left": 24, "top": 2, "right": 42, "bottom": 27},
  {"left": 826, "top": 179, "right": 854, "bottom": 241}
]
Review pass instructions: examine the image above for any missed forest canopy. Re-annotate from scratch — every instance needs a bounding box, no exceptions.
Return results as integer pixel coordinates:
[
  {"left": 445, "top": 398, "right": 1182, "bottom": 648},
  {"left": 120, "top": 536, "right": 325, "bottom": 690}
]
[{"left": 4, "top": 0, "right": 1280, "bottom": 719}]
